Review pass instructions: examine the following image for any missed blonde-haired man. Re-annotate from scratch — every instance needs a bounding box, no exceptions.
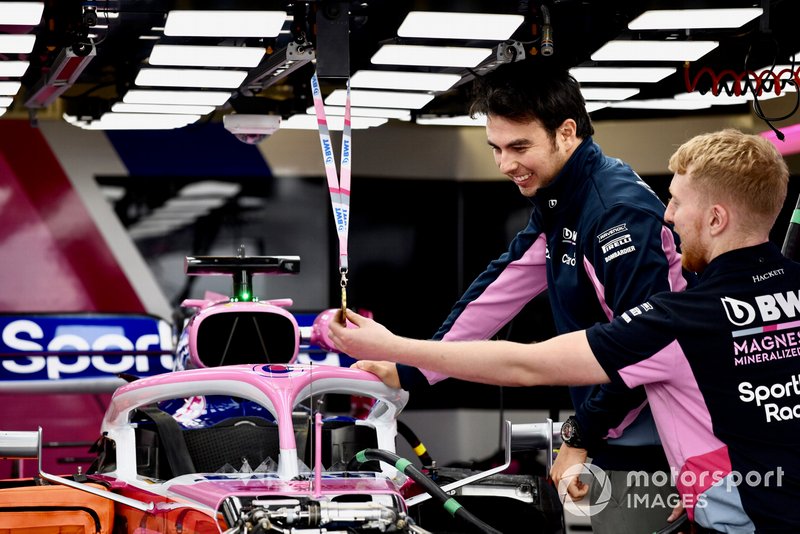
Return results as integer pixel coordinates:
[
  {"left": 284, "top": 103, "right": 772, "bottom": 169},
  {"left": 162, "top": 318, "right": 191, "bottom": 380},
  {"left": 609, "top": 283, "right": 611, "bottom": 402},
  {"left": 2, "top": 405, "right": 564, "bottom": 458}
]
[{"left": 330, "top": 129, "right": 798, "bottom": 532}]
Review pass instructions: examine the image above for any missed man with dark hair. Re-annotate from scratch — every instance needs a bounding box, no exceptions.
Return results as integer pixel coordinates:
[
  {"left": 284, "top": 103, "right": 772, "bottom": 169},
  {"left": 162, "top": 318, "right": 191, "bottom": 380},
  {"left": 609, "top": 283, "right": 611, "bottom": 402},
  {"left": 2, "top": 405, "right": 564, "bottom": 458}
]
[
  {"left": 356, "top": 60, "right": 690, "bottom": 532},
  {"left": 330, "top": 128, "right": 798, "bottom": 533}
]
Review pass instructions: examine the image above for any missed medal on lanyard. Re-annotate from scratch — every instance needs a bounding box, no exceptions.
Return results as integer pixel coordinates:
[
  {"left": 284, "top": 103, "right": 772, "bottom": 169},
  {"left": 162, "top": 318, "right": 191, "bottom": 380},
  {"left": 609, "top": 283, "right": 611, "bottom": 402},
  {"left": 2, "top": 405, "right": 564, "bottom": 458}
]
[{"left": 311, "top": 72, "right": 352, "bottom": 325}]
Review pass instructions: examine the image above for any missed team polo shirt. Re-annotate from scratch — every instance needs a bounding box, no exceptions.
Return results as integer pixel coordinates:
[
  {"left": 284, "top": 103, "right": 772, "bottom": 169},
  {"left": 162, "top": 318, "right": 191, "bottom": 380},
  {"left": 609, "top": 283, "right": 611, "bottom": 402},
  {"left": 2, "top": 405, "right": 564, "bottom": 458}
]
[{"left": 587, "top": 242, "right": 800, "bottom": 532}]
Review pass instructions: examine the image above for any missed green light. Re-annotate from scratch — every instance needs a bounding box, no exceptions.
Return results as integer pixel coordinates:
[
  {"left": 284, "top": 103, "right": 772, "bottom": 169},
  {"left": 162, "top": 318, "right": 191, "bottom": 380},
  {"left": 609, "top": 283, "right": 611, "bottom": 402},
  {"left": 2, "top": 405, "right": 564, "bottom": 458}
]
[{"left": 241, "top": 291, "right": 251, "bottom": 301}]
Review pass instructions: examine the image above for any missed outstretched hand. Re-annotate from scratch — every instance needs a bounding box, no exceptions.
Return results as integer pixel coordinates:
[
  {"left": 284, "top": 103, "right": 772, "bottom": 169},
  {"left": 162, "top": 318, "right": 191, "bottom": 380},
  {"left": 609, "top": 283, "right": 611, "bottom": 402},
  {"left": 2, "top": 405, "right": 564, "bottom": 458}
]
[{"left": 328, "top": 309, "right": 401, "bottom": 362}]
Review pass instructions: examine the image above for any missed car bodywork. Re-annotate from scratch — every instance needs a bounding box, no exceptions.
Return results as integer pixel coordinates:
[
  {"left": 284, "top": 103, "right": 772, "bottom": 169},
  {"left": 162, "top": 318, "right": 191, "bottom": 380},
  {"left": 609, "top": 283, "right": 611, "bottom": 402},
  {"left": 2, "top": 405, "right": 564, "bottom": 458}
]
[{"left": 0, "top": 253, "right": 564, "bottom": 533}]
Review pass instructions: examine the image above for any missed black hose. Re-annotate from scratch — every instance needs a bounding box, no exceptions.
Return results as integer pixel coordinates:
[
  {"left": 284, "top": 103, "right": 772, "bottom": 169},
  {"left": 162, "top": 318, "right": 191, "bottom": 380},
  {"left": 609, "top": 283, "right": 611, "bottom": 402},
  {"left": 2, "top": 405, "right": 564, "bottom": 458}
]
[
  {"left": 347, "top": 448, "right": 502, "bottom": 534},
  {"left": 396, "top": 420, "right": 434, "bottom": 466},
  {"left": 653, "top": 513, "right": 689, "bottom": 534},
  {"left": 782, "top": 193, "right": 800, "bottom": 261}
]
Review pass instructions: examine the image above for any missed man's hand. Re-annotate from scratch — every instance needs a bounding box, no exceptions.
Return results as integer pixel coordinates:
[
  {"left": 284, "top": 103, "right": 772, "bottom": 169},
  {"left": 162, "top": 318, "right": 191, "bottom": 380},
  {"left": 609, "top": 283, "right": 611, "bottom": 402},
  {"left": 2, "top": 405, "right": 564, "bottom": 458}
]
[
  {"left": 550, "top": 444, "right": 590, "bottom": 500},
  {"left": 351, "top": 360, "right": 402, "bottom": 389},
  {"left": 328, "top": 309, "right": 399, "bottom": 361},
  {"left": 665, "top": 502, "right": 688, "bottom": 533}
]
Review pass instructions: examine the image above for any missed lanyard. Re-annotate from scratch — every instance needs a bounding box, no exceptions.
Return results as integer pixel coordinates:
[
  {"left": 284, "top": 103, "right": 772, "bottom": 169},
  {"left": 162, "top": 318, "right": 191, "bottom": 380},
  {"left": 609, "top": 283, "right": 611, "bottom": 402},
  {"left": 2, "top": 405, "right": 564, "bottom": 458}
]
[{"left": 310, "top": 72, "right": 352, "bottom": 319}]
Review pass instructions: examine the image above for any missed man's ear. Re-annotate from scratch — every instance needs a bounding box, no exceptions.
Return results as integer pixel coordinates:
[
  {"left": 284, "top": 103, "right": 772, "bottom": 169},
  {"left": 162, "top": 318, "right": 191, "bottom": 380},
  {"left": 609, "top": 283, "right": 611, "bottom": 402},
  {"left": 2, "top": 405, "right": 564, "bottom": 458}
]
[
  {"left": 557, "top": 119, "right": 578, "bottom": 149},
  {"left": 708, "top": 204, "right": 729, "bottom": 236}
]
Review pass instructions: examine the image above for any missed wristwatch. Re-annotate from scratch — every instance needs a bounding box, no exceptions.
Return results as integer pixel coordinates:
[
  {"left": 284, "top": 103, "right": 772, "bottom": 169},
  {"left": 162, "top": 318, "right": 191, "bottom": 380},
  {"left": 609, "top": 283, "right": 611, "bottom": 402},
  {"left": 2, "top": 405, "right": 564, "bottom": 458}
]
[{"left": 560, "top": 416, "right": 586, "bottom": 448}]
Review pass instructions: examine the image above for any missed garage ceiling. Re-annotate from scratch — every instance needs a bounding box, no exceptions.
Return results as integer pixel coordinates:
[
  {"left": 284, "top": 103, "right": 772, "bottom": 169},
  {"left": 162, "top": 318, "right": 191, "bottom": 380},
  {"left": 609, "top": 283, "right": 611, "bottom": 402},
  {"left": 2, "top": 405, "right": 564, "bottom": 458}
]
[{"left": 2, "top": 0, "right": 799, "bottom": 134}]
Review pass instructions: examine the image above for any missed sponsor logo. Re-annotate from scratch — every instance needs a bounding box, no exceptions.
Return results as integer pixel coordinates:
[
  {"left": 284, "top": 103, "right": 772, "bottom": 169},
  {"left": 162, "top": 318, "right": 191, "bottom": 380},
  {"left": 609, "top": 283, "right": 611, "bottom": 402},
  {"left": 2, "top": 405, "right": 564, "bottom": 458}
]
[
  {"left": 562, "top": 227, "right": 577, "bottom": 244},
  {"left": 322, "top": 137, "right": 334, "bottom": 164},
  {"left": 739, "top": 375, "right": 800, "bottom": 422},
  {"left": 561, "top": 253, "right": 576, "bottom": 266},
  {"left": 334, "top": 206, "right": 348, "bottom": 231},
  {"left": 620, "top": 302, "right": 654, "bottom": 324},
  {"left": 733, "top": 332, "right": 800, "bottom": 367},
  {"left": 548, "top": 199, "right": 557, "bottom": 208},
  {"left": 601, "top": 233, "right": 632, "bottom": 254},
  {"left": 0, "top": 317, "right": 172, "bottom": 381},
  {"left": 721, "top": 291, "right": 800, "bottom": 326},
  {"left": 604, "top": 245, "right": 636, "bottom": 263},
  {"left": 342, "top": 138, "right": 350, "bottom": 164},
  {"left": 753, "top": 269, "right": 784, "bottom": 283},
  {"left": 597, "top": 223, "right": 627, "bottom": 243}
]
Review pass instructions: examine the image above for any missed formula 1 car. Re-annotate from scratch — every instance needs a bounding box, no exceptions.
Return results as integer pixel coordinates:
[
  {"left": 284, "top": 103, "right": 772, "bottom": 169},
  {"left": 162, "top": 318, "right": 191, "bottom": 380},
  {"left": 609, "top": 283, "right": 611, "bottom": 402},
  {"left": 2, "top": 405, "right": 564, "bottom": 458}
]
[{"left": 0, "top": 251, "right": 564, "bottom": 534}]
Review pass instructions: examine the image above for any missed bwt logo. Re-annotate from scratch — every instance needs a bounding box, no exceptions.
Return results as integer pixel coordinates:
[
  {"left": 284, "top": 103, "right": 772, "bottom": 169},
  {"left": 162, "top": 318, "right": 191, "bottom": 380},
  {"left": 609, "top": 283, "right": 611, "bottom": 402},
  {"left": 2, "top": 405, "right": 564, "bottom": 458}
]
[
  {"left": 322, "top": 138, "right": 334, "bottom": 164},
  {"left": 342, "top": 139, "right": 350, "bottom": 163},
  {"left": 562, "top": 227, "right": 577, "bottom": 243},
  {"left": 721, "top": 291, "right": 800, "bottom": 326},
  {"left": 334, "top": 207, "right": 348, "bottom": 230}
]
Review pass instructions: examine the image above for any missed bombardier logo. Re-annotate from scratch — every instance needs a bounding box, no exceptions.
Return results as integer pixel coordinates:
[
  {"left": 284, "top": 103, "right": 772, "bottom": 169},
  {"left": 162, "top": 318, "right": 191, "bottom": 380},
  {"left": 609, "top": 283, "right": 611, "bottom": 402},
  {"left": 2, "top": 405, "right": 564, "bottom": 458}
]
[{"left": 721, "top": 291, "right": 800, "bottom": 326}]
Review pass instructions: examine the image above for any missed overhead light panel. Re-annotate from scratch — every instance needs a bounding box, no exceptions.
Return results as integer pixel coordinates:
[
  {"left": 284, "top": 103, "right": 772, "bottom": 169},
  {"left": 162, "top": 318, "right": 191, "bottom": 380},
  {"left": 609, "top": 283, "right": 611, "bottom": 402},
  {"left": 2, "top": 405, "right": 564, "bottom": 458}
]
[
  {"left": 0, "top": 35, "right": 36, "bottom": 53},
  {"left": 149, "top": 44, "right": 265, "bottom": 68},
  {"left": 610, "top": 99, "right": 712, "bottom": 110},
  {"left": 325, "top": 89, "right": 434, "bottom": 109},
  {"left": 66, "top": 112, "right": 200, "bottom": 130},
  {"left": 591, "top": 40, "right": 719, "bottom": 62},
  {"left": 0, "top": 81, "right": 22, "bottom": 95},
  {"left": 628, "top": 8, "right": 762, "bottom": 30},
  {"left": 281, "top": 114, "right": 387, "bottom": 130},
  {"left": 675, "top": 88, "right": 787, "bottom": 105},
  {"left": 123, "top": 89, "right": 232, "bottom": 106},
  {"left": 351, "top": 70, "right": 461, "bottom": 92},
  {"left": 0, "top": 61, "right": 29, "bottom": 77},
  {"left": 397, "top": 11, "right": 523, "bottom": 40},
  {"left": 585, "top": 102, "right": 610, "bottom": 113},
  {"left": 416, "top": 115, "right": 487, "bottom": 127},
  {"left": 179, "top": 181, "right": 241, "bottom": 197},
  {"left": 570, "top": 67, "right": 675, "bottom": 83},
  {"left": 135, "top": 68, "right": 248, "bottom": 89},
  {"left": 112, "top": 102, "right": 216, "bottom": 115},
  {"left": 165, "top": 197, "right": 228, "bottom": 209},
  {"left": 580, "top": 87, "right": 639, "bottom": 101},
  {"left": 371, "top": 44, "right": 491, "bottom": 68},
  {"left": 164, "top": 10, "right": 287, "bottom": 38},
  {"left": 305, "top": 105, "right": 411, "bottom": 120},
  {"left": 0, "top": 2, "right": 44, "bottom": 25}
]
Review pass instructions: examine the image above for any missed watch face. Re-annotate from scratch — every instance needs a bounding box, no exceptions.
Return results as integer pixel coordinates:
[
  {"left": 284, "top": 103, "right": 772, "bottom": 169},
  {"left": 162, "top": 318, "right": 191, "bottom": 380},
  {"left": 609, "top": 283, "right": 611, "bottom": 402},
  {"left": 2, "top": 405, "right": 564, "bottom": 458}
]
[{"left": 562, "top": 421, "right": 574, "bottom": 441}]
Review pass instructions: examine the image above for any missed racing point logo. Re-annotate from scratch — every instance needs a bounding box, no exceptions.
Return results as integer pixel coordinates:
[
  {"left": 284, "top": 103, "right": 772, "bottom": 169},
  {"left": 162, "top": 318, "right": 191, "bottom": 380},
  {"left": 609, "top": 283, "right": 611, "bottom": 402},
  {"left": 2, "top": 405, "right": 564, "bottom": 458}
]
[{"left": 557, "top": 462, "right": 612, "bottom": 517}]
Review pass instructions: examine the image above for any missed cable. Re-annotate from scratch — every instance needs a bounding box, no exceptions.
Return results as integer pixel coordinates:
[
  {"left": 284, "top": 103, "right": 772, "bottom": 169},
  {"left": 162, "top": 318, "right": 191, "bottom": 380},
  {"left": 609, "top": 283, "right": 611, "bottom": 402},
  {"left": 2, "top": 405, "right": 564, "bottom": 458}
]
[
  {"left": 782, "top": 193, "right": 800, "bottom": 261},
  {"left": 540, "top": 5, "right": 553, "bottom": 56},
  {"left": 683, "top": 38, "right": 800, "bottom": 139},
  {"left": 347, "top": 448, "right": 502, "bottom": 534},
  {"left": 395, "top": 420, "right": 433, "bottom": 466},
  {"left": 744, "top": 43, "right": 798, "bottom": 140}
]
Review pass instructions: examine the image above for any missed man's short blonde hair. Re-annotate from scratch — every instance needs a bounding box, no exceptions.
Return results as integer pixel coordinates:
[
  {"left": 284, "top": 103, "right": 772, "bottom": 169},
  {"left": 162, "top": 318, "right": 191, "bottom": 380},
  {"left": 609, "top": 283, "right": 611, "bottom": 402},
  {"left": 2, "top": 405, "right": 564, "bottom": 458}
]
[{"left": 668, "top": 129, "right": 789, "bottom": 227}]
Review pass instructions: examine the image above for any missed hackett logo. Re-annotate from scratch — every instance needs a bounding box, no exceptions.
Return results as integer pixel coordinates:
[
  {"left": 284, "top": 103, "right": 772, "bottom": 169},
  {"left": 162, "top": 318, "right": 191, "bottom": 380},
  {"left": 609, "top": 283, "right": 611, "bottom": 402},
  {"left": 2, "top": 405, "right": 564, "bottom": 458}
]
[{"left": 721, "top": 291, "right": 800, "bottom": 326}]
